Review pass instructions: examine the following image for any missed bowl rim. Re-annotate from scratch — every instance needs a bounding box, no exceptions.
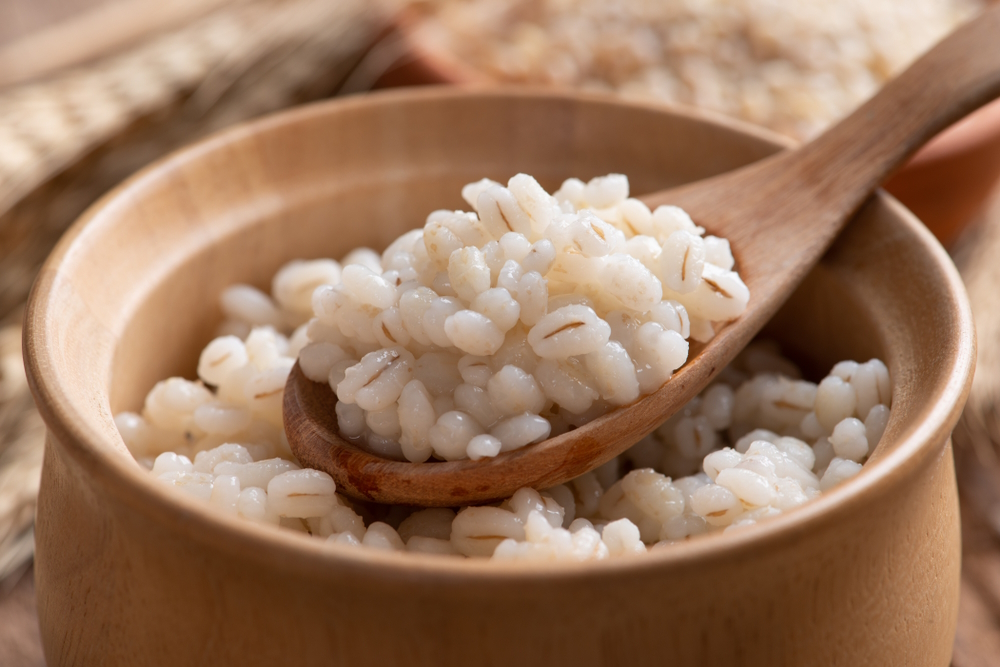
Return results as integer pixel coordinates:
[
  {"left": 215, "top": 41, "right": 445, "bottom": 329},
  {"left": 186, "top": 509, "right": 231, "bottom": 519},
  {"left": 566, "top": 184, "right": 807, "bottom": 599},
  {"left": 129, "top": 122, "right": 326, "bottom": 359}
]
[{"left": 24, "top": 86, "right": 976, "bottom": 583}]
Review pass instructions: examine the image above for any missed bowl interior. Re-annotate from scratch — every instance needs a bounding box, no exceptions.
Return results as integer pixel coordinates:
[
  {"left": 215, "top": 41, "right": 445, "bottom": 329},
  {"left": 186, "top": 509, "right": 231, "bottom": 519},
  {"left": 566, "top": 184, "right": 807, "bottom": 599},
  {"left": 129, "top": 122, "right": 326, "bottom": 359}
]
[{"left": 27, "top": 88, "right": 973, "bottom": 568}]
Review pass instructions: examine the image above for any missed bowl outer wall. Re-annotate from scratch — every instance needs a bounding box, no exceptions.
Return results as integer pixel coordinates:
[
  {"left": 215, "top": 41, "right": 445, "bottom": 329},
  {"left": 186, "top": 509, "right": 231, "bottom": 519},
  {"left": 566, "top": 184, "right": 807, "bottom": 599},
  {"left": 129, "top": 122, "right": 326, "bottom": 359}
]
[{"left": 24, "top": 88, "right": 975, "bottom": 666}]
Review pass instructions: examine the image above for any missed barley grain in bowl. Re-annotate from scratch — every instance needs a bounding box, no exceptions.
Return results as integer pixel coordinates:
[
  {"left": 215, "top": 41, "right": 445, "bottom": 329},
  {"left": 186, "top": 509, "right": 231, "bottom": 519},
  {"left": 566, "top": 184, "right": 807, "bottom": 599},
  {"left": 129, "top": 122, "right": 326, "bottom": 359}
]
[
  {"left": 24, "top": 90, "right": 973, "bottom": 665},
  {"left": 116, "top": 172, "right": 891, "bottom": 559}
]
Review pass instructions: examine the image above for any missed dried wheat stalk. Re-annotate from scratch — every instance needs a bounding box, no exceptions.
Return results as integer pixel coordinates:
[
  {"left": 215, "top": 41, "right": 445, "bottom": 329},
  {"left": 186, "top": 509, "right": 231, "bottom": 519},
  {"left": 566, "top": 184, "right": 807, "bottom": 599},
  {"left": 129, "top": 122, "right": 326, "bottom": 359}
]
[{"left": 0, "top": 313, "right": 42, "bottom": 585}]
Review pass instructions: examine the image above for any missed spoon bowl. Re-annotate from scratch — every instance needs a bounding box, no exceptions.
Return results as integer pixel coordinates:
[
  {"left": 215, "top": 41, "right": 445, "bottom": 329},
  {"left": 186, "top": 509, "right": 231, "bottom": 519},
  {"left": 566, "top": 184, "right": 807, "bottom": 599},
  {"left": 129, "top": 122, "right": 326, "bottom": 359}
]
[{"left": 286, "top": 5, "right": 1000, "bottom": 505}]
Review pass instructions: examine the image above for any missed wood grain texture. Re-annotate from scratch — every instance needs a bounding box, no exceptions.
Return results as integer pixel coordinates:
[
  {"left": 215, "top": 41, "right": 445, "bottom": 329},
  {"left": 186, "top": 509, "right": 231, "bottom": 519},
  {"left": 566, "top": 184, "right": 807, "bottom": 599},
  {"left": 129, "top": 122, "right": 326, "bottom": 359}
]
[
  {"left": 21, "top": 87, "right": 973, "bottom": 665},
  {"left": 286, "top": 7, "right": 1000, "bottom": 506}
]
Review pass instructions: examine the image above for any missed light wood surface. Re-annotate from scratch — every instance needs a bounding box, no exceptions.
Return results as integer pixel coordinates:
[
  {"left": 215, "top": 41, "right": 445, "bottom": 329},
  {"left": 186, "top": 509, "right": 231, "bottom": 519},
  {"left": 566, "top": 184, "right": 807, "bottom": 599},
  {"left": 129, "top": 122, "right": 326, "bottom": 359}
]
[
  {"left": 285, "top": 5, "right": 1000, "bottom": 506},
  {"left": 22, "top": 86, "right": 973, "bottom": 665}
]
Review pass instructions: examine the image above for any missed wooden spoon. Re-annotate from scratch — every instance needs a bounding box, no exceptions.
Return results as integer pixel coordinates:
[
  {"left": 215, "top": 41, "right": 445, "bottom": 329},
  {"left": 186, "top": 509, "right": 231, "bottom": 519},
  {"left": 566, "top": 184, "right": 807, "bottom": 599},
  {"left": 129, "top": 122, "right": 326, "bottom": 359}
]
[{"left": 285, "top": 5, "right": 1000, "bottom": 506}]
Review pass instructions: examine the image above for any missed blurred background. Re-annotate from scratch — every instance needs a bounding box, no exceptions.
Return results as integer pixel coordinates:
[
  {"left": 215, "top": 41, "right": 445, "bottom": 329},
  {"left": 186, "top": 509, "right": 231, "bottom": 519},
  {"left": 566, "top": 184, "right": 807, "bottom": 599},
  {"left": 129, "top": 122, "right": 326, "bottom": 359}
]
[{"left": 1, "top": 1, "right": 999, "bottom": 664}]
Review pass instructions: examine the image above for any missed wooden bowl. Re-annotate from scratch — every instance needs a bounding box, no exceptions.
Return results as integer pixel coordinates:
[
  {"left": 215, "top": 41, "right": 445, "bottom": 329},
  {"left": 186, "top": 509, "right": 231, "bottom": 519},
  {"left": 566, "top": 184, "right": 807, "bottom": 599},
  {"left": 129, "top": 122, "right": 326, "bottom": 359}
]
[
  {"left": 373, "top": 19, "right": 1000, "bottom": 247},
  {"left": 24, "top": 88, "right": 974, "bottom": 666}
]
